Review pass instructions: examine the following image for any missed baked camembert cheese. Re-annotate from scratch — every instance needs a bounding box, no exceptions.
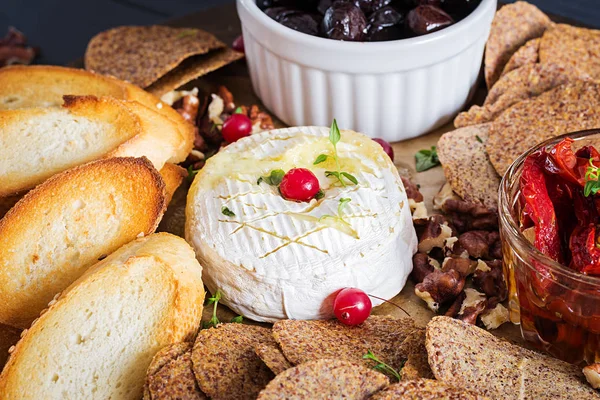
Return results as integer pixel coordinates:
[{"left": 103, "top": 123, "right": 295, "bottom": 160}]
[{"left": 186, "top": 126, "right": 417, "bottom": 322}]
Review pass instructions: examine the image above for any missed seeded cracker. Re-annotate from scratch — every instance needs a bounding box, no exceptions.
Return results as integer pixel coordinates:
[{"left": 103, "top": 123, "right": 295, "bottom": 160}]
[
  {"left": 254, "top": 343, "right": 293, "bottom": 375},
  {"left": 486, "top": 80, "right": 600, "bottom": 175},
  {"left": 257, "top": 359, "right": 389, "bottom": 400},
  {"left": 437, "top": 124, "right": 499, "bottom": 209},
  {"left": 426, "top": 317, "right": 600, "bottom": 399},
  {"left": 455, "top": 63, "right": 587, "bottom": 128},
  {"left": 85, "top": 26, "right": 226, "bottom": 88},
  {"left": 143, "top": 342, "right": 206, "bottom": 400},
  {"left": 501, "top": 37, "right": 540, "bottom": 77},
  {"left": 272, "top": 316, "right": 415, "bottom": 373},
  {"left": 191, "top": 324, "right": 275, "bottom": 400},
  {"left": 147, "top": 48, "right": 244, "bottom": 97},
  {"left": 370, "top": 379, "right": 487, "bottom": 400},
  {"left": 398, "top": 328, "right": 434, "bottom": 381},
  {"left": 484, "top": 2, "right": 551, "bottom": 89},
  {"left": 539, "top": 24, "right": 600, "bottom": 79}
]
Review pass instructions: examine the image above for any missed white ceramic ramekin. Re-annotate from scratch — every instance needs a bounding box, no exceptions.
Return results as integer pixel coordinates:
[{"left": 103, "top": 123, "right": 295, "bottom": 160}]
[{"left": 237, "top": 0, "right": 497, "bottom": 142}]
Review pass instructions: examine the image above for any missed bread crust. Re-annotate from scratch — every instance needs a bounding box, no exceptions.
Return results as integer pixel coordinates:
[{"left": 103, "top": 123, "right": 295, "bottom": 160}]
[
  {"left": 0, "top": 157, "right": 167, "bottom": 328},
  {"left": 0, "top": 233, "right": 204, "bottom": 400},
  {"left": 0, "top": 65, "right": 193, "bottom": 163}
]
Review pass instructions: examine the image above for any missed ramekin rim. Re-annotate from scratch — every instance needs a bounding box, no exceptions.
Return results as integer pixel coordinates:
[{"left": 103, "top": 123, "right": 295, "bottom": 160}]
[
  {"left": 499, "top": 128, "right": 600, "bottom": 286},
  {"left": 237, "top": 0, "right": 497, "bottom": 51}
]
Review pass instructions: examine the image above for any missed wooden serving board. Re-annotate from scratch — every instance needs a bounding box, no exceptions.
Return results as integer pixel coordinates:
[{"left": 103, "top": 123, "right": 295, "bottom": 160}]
[{"left": 154, "top": 2, "right": 587, "bottom": 345}]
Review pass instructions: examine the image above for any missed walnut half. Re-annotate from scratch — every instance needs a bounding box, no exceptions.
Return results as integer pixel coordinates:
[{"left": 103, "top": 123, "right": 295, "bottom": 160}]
[{"left": 415, "top": 269, "right": 465, "bottom": 312}]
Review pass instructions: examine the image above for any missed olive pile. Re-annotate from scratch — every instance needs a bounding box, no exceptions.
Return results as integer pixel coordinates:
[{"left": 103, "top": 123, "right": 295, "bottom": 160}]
[{"left": 258, "top": 0, "right": 482, "bottom": 41}]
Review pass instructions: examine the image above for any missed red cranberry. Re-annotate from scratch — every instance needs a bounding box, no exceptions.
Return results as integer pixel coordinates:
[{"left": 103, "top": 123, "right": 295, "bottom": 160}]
[
  {"left": 333, "top": 288, "right": 372, "bottom": 325},
  {"left": 232, "top": 35, "right": 245, "bottom": 53},
  {"left": 372, "top": 138, "right": 394, "bottom": 161},
  {"left": 279, "top": 168, "right": 321, "bottom": 202},
  {"left": 222, "top": 114, "right": 253, "bottom": 143}
]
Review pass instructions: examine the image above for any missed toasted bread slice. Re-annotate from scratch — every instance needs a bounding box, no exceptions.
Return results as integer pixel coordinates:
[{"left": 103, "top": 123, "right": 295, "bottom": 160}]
[
  {"left": 0, "top": 95, "right": 187, "bottom": 197},
  {"left": 159, "top": 163, "right": 186, "bottom": 205},
  {"left": 0, "top": 233, "right": 205, "bottom": 400},
  {"left": 0, "top": 96, "right": 140, "bottom": 196},
  {"left": 107, "top": 100, "right": 184, "bottom": 167},
  {"left": 0, "top": 157, "right": 167, "bottom": 328},
  {"left": 426, "top": 316, "right": 599, "bottom": 399},
  {"left": 0, "top": 65, "right": 193, "bottom": 159}
]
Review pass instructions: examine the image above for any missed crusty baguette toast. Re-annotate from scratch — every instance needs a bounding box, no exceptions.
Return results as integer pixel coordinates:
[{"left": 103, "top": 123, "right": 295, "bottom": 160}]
[
  {"left": 158, "top": 163, "right": 187, "bottom": 205},
  {"left": 0, "top": 95, "right": 187, "bottom": 197},
  {"left": 0, "top": 233, "right": 205, "bottom": 400},
  {"left": 0, "top": 157, "right": 168, "bottom": 328},
  {"left": 0, "top": 163, "right": 184, "bottom": 221},
  {"left": 107, "top": 100, "right": 184, "bottom": 166},
  {"left": 0, "top": 65, "right": 193, "bottom": 159}
]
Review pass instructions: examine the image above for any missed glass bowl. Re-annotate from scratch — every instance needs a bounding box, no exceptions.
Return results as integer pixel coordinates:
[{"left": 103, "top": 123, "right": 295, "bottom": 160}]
[{"left": 500, "top": 129, "right": 600, "bottom": 364}]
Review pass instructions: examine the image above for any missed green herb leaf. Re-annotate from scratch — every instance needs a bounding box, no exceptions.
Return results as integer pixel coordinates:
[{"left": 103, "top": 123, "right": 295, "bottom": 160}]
[
  {"left": 341, "top": 172, "right": 358, "bottom": 185},
  {"left": 314, "top": 189, "right": 325, "bottom": 200},
  {"left": 363, "top": 350, "right": 402, "bottom": 382},
  {"left": 475, "top": 135, "right": 483, "bottom": 143},
  {"left": 325, "top": 171, "right": 340, "bottom": 179},
  {"left": 221, "top": 206, "right": 236, "bottom": 217},
  {"left": 415, "top": 146, "right": 440, "bottom": 172},
  {"left": 234, "top": 106, "right": 244, "bottom": 114},
  {"left": 187, "top": 165, "right": 199, "bottom": 183},
  {"left": 314, "top": 154, "right": 328, "bottom": 165},
  {"left": 259, "top": 169, "right": 285, "bottom": 186},
  {"left": 231, "top": 315, "right": 244, "bottom": 323},
  {"left": 584, "top": 158, "right": 600, "bottom": 197},
  {"left": 204, "top": 290, "right": 222, "bottom": 329},
  {"left": 338, "top": 198, "right": 351, "bottom": 216},
  {"left": 329, "top": 119, "right": 341, "bottom": 146}
]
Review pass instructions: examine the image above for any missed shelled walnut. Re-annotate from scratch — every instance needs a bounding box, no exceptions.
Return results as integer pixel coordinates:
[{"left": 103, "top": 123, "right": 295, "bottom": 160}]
[
  {"left": 415, "top": 269, "right": 465, "bottom": 312},
  {"left": 408, "top": 180, "right": 508, "bottom": 330}
]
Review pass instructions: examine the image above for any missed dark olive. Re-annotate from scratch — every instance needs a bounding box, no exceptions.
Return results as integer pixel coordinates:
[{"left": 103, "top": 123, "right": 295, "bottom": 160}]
[
  {"left": 259, "top": 0, "right": 319, "bottom": 12},
  {"left": 279, "top": 12, "right": 321, "bottom": 35},
  {"left": 318, "top": 0, "right": 335, "bottom": 14},
  {"left": 365, "top": 6, "right": 405, "bottom": 41},
  {"left": 265, "top": 7, "right": 321, "bottom": 35},
  {"left": 418, "top": 0, "right": 441, "bottom": 6},
  {"left": 406, "top": 5, "right": 454, "bottom": 36},
  {"left": 322, "top": 2, "right": 367, "bottom": 41},
  {"left": 265, "top": 7, "right": 299, "bottom": 21},
  {"left": 440, "top": 0, "right": 481, "bottom": 19}
]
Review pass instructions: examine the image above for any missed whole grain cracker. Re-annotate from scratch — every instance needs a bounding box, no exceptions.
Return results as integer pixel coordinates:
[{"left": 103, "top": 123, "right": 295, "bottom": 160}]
[
  {"left": 455, "top": 63, "right": 587, "bottom": 128},
  {"left": 426, "top": 317, "right": 599, "bottom": 399},
  {"left": 539, "top": 24, "right": 600, "bottom": 79},
  {"left": 272, "top": 316, "right": 415, "bottom": 373},
  {"left": 191, "top": 324, "right": 275, "bottom": 400},
  {"left": 485, "top": 80, "right": 600, "bottom": 175},
  {"left": 85, "top": 26, "right": 226, "bottom": 88},
  {"left": 143, "top": 342, "right": 206, "bottom": 400},
  {"left": 370, "top": 379, "right": 487, "bottom": 400},
  {"left": 255, "top": 343, "right": 293, "bottom": 375},
  {"left": 436, "top": 124, "right": 500, "bottom": 209},
  {"left": 147, "top": 48, "right": 244, "bottom": 97},
  {"left": 484, "top": 2, "right": 551, "bottom": 89},
  {"left": 257, "top": 359, "right": 389, "bottom": 400},
  {"left": 398, "top": 328, "right": 434, "bottom": 381},
  {"left": 501, "top": 37, "right": 540, "bottom": 77}
]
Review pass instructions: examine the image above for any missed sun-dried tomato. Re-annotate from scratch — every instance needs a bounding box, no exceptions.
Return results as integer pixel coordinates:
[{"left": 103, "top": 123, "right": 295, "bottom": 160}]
[{"left": 521, "top": 150, "right": 563, "bottom": 263}]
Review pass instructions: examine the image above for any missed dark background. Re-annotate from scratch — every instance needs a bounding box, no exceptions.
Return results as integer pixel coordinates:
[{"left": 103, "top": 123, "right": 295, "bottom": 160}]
[{"left": 1, "top": 0, "right": 599, "bottom": 66}]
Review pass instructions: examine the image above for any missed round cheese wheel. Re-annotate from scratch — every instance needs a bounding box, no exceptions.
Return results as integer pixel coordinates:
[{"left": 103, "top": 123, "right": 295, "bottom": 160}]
[{"left": 186, "top": 126, "right": 417, "bottom": 322}]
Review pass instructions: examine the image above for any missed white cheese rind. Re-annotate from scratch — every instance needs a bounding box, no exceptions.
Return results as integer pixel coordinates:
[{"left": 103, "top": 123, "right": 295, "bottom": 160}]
[{"left": 185, "top": 126, "right": 417, "bottom": 322}]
